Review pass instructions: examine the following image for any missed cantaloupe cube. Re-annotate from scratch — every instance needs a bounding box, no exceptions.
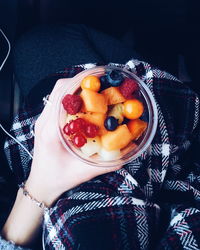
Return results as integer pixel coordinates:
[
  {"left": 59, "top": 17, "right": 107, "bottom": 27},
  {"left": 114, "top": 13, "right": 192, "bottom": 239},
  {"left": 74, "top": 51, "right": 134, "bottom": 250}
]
[
  {"left": 127, "top": 119, "right": 147, "bottom": 140},
  {"left": 101, "top": 87, "right": 126, "bottom": 105},
  {"left": 76, "top": 112, "right": 107, "bottom": 136},
  {"left": 80, "top": 102, "right": 87, "bottom": 112},
  {"left": 80, "top": 89, "right": 107, "bottom": 114},
  {"left": 98, "top": 127, "right": 108, "bottom": 136},
  {"left": 101, "top": 124, "right": 132, "bottom": 151}
]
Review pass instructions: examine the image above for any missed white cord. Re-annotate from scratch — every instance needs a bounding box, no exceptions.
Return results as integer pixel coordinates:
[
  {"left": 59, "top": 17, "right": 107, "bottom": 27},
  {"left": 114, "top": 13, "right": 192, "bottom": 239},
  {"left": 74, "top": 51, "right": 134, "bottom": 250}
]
[
  {"left": 0, "top": 29, "right": 33, "bottom": 159},
  {"left": 0, "top": 123, "right": 33, "bottom": 159},
  {"left": 0, "top": 28, "right": 11, "bottom": 71}
]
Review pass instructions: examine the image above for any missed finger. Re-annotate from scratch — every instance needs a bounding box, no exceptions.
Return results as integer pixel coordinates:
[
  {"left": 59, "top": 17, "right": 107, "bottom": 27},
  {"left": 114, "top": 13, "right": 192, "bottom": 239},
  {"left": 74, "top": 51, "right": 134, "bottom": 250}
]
[
  {"left": 79, "top": 164, "right": 123, "bottom": 185},
  {"left": 48, "top": 79, "right": 74, "bottom": 118},
  {"left": 36, "top": 79, "right": 72, "bottom": 135},
  {"left": 39, "top": 78, "right": 72, "bottom": 121},
  {"left": 48, "top": 78, "right": 68, "bottom": 102}
]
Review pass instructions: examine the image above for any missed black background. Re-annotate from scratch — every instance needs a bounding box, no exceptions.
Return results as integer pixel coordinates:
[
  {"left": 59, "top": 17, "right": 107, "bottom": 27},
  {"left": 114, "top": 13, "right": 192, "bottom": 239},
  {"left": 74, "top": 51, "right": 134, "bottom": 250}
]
[
  {"left": 0, "top": 0, "right": 200, "bottom": 122},
  {"left": 0, "top": 2, "right": 200, "bottom": 146}
]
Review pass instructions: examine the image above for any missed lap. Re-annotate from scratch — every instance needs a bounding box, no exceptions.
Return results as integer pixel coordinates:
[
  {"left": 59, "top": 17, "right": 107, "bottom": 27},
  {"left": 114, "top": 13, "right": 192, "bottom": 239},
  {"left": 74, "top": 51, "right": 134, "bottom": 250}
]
[
  {"left": 5, "top": 59, "right": 200, "bottom": 249},
  {"left": 14, "top": 24, "right": 139, "bottom": 97}
]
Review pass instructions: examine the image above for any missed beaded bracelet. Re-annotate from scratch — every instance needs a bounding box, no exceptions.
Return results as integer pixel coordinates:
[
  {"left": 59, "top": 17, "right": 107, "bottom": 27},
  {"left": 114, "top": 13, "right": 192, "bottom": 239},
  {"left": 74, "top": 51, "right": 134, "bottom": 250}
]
[{"left": 19, "top": 182, "right": 48, "bottom": 212}]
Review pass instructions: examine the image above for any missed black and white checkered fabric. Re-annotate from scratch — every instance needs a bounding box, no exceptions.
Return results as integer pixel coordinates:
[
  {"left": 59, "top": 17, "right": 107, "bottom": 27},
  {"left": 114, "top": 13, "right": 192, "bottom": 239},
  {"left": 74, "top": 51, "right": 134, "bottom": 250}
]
[{"left": 3, "top": 59, "right": 200, "bottom": 249}]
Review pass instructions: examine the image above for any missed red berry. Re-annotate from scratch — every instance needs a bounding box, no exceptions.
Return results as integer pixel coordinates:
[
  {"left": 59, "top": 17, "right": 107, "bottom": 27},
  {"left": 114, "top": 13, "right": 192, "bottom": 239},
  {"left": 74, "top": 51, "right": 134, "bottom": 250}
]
[
  {"left": 69, "top": 118, "right": 86, "bottom": 134},
  {"left": 74, "top": 118, "right": 87, "bottom": 129},
  {"left": 62, "top": 94, "right": 83, "bottom": 115},
  {"left": 69, "top": 120, "right": 79, "bottom": 134},
  {"left": 85, "top": 124, "right": 99, "bottom": 138},
  {"left": 63, "top": 123, "right": 71, "bottom": 135},
  {"left": 119, "top": 78, "right": 138, "bottom": 99},
  {"left": 72, "top": 133, "right": 87, "bottom": 147}
]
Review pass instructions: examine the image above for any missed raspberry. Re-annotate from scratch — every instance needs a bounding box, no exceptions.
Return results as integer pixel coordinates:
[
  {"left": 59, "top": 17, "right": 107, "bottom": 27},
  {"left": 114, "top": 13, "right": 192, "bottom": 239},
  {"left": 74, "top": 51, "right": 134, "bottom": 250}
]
[
  {"left": 62, "top": 94, "right": 83, "bottom": 115},
  {"left": 119, "top": 78, "right": 138, "bottom": 99}
]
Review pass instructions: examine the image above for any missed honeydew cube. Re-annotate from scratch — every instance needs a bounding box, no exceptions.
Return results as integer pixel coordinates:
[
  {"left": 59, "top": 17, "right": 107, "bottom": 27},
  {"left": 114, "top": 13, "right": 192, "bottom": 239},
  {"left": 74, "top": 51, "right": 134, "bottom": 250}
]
[
  {"left": 81, "top": 137, "right": 101, "bottom": 157},
  {"left": 99, "top": 148, "right": 120, "bottom": 161},
  {"left": 66, "top": 114, "right": 77, "bottom": 123}
]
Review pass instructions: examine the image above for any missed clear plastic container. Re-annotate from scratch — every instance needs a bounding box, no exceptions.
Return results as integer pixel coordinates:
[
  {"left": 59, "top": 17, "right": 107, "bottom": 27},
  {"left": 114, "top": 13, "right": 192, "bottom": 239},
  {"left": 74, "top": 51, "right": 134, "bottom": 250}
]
[{"left": 57, "top": 66, "right": 158, "bottom": 167}]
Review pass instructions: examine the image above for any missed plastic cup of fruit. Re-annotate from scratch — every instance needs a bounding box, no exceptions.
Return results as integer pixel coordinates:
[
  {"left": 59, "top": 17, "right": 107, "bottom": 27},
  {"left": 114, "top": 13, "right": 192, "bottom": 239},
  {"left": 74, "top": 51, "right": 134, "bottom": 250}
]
[{"left": 57, "top": 66, "right": 158, "bottom": 167}]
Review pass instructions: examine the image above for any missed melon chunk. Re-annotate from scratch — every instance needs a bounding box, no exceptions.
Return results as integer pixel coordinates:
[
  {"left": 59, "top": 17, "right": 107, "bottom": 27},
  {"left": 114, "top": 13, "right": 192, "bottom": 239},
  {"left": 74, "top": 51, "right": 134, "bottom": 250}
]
[
  {"left": 101, "top": 124, "right": 132, "bottom": 151},
  {"left": 66, "top": 114, "right": 77, "bottom": 123},
  {"left": 127, "top": 119, "right": 147, "bottom": 140},
  {"left": 101, "top": 87, "right": 126, "bottom": 105},
  {"left": 81, "top": 137, "right": 101, "bottom": 156},
  {"left": 99, "top": 148, "right": 120, "bottom": 160},
  {"left": 76, "top": 112, "right": 107, "bottom": 136},
  {"left": 80, "top": 89, "right": 107, "bottom": 114}
]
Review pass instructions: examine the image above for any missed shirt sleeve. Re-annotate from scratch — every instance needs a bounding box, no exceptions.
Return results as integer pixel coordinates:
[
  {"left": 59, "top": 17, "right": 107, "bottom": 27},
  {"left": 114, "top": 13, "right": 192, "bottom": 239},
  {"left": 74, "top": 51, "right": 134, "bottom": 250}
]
[{"left": 0, "top": 235, "right": 31, "bottom": 250}]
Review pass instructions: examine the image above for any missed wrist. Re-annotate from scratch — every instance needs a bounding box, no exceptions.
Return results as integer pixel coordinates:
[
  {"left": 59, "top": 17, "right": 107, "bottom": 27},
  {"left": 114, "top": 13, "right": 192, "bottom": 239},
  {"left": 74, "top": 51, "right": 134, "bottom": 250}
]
[
  {"left": 2, "top": 188, "right": 44, "bottom": 246},
  {"left": 25, "top": 177, "right": 61, "bottom": 207}
]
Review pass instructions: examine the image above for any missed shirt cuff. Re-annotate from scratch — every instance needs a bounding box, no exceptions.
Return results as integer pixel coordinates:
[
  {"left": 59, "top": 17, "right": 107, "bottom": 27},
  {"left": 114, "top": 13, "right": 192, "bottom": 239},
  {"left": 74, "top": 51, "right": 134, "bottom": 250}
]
[{"left": 0, "top": 235, "right": 31, "bottom": 250}]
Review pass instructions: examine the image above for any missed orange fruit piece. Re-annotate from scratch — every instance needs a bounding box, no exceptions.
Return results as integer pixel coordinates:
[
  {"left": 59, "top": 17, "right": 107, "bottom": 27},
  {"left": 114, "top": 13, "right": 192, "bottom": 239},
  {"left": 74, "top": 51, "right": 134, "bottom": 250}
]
[
  {"left": 127, "top": 119, "right": 148, "bottom": 140},
  {"left": 81, "top": 75, "right": 101, "bottom": 92},
  {"left": 80, "top": 102, "right": 87, "bottom": 112},
  {"left": 101, "top": 87, "right": 126, "bottom": 105},
  {"left": 76, "top": 112, "right": 107, "bottom": 136},
  {"left": 123, "top": 99, "right": 144, "bottom": 119},
  {"left": 80, "top": 89, "right": 108, "bottom": 114},
  {"left": 101, "top": 124, "right": 133, "bottom": 151}
]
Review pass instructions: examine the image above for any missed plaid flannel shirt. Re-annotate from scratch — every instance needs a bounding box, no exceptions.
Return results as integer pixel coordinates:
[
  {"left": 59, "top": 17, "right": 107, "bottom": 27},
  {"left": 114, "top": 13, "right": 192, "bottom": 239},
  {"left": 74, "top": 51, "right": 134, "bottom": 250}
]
[{"left": 4, "top": 59, "right": 200, "bottom": 250}]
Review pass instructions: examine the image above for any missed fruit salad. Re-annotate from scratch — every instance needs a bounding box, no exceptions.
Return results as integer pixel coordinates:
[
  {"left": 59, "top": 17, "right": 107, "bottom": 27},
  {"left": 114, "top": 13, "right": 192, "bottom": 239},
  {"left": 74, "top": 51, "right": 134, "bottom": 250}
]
[{"left": 61, "top": 69, "right": 148, "bottom": 161}]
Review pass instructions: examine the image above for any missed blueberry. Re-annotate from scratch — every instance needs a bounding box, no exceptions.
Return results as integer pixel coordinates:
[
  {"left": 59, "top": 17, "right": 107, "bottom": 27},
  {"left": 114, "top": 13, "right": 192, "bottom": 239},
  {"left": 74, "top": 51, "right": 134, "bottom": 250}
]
[
  {"left": 100, "top": 75, "right": 110, "bottom": 91},
  {"left": 122, "top": 117, "right": 130, "bottom": 125},
  {"left": 106, "top": 70, "right": 124, "bottom": 87},
  {"left": 104, "top": 116, "right": 118, "bottom": 131}
]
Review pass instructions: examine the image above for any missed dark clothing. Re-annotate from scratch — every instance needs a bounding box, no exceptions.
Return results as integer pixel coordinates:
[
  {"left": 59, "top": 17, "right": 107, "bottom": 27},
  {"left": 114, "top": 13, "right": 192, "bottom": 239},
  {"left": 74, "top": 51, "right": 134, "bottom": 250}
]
[
  {"left": 4, "top": 60, "right": 200, "bottom": 250},
  {"left": 14, "top": 24, "right": 140, "bottom": 97},
  {"left": 1, "top": 25, "right": 200, "bottom": 249}
]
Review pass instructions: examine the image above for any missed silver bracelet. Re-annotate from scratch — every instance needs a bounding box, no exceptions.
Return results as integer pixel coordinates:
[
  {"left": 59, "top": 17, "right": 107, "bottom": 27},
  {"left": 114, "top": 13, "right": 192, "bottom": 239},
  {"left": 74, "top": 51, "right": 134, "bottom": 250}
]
[{"left": 19, "top": 182, "right": 48, "bottom": 212}]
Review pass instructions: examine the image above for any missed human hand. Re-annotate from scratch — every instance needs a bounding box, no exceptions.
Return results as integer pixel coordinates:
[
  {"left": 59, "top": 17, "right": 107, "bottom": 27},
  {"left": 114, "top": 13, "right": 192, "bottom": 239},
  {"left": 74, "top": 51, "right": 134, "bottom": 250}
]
[{"left": 26, "top": 79, "right": 122, "bottom": 207}]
